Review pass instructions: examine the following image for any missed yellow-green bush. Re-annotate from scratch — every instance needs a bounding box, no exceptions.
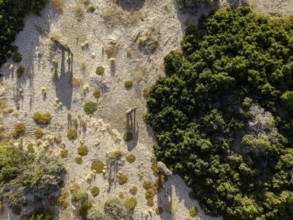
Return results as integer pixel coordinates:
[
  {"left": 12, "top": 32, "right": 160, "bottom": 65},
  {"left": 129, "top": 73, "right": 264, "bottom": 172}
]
[
  {"left": 77, "top": 145, "right": 88, "bottom": 156},
  {"left": 33, "top": 112, "right": 52, "bottom": 125},
  {"left": 91, "top": 160, "right": 104, "bottom": 173}
]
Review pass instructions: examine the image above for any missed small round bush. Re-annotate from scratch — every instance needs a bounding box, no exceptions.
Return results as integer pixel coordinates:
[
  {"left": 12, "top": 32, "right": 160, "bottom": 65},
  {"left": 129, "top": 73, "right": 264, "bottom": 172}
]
[
  {"left": 34, "top": 128, "right": 44, "bottom": 139},
  {"left": 143, "top": 181, "right": 152, "bottom": 190},
  {"left": 124, "top": 80, "right": 133, "bottom": 89},
  {"left": 12, "top": 52, "right": 22, "bottom": 63},
  {"left": 75, "top": 157, "right": 83, "bottom": 164},
  {"left": 123, "top": 132, "right": 133, "bottom": 142},
  {"left": 129, "top": 186, "right": 137, "bottom": 194},
  {"left": 78, "top": 145, "right": 88, "bottom": 156},
  {"left": 67, "top": 130, "right": 77, "bottom": 140},
  {"left": 126, "top": 154, "right": 136, "bottom": 163},
  {"left": 189, "top": 206, "right": 198, "bottom": 217},
  {"left": 156, "top": 207, "right": 163, "bottom": 215},
  {"left": 96, "top": 66, "right": 105, "bottom": 75},
  {"left": 84, "top": 101, "right": 97, "bottom": 115},
  {"left": 60, "top": 149, "right": 68, "bottom": 158},
  {"left": 91, "top": 160, "right": 105, "bottom": 174},
  {"left": 93, "top": 89, "right": 101, "bottom": 100},
  {"left": 91, "top": 186, "right": 100, "bottom": 197},
  {"left": 117, "top": 172, "right": 128, "bottom": 185},
  {"left": 12, "top": 122, "right": 26, "bottom": 138},
  {"left": 124, "top": 197, "right": 137, "bottom": 210},
  {"left": 33, "top": 112, "right": 52, "bottom": 125},
  {"left": 87, "top": 5, "right": 95, "bottom": 13}
]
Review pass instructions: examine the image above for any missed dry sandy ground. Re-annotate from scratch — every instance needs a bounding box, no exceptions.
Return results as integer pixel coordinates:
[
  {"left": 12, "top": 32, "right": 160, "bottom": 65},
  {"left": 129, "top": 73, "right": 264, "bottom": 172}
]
[{"left": 0, "top": 0, "right": 292, "bottom": 220}]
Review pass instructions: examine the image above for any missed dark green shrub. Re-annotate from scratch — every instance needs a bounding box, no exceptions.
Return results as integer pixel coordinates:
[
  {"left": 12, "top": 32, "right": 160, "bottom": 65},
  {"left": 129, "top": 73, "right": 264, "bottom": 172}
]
[
  {"left": 84, "top": 101, "right": 97, "bottom": 115},
  {"left": 91, "top": 186, "right": 100, "bottom": 197},
  {"left": 96, "top": 66, "right": 105, "bottom": 75},
  {"left": 77, "top": 145, "right": 88, "bottom": 156},
  {"left": 67, "top": 130, "right": 77, "bottom": 140},
  {"left": 12, "top": 52, "right": 22, "bottom": 63},
  {"left": 33, "top": 112, "right": 52, "bottom": 125},
  {"left": 124, "top": 80, "right": 133, "bottom": 89},
  {"left": 123, "top": 132, "right": 133, "bottom": 142}
]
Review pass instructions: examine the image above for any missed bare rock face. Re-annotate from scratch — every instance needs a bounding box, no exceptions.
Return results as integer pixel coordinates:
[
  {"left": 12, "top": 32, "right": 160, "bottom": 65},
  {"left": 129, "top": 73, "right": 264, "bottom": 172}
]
[{"left": 158, "top": 161, "right": 172, "bottom": 175}]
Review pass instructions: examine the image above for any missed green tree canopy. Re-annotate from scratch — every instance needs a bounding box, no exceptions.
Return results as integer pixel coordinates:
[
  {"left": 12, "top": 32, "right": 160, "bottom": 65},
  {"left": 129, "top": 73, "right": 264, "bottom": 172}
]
[{"left": 146, "top": 7, "right": 293, "bottom": 219}]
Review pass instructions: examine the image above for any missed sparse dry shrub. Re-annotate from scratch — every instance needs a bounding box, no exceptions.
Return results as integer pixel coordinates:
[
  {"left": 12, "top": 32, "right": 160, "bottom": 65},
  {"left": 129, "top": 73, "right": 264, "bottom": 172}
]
[
  {"left": 104, "top": 44, "right": 119, "bottom": 59},
  {"left": 117, "top": 172, "right": 128, "bottom": 185},
  {"left": 91, "top": 160, "right": 104, "bottom": 173},
  {"left": 0, "top": 198, "right": 3, "bottom": 214},
  {"left": 33, "top": 112, "right": 52, "bottom": 125},
  {"left": 50, "top": 0, "right": 64, "bottom": 11},
  {"left": 60, "top": 149, "right": 68, "bottom": 158},
  {"left": 126, "top": 154, "right": 136, "bottom": 163},
  {"left": 156, "top": 207, "right": 163, "bottom": 215},
  {"left": 129, "top": 186, "right": 137, "bottom": 194},
  {"left": 71, "top": 74, "right": 81, "bottom": 87},
  {"left": 147, "top": 198, "right": 154, "bottom": 207},
  {"left": 12, "top": 122, "right": 26, "bottom": 138},
  {"left": 78, "top": 145, "right": 88, "bottom": 156},
  {"left": 73, "top": 4, "right": 84, "bottom": 17},
  {"left": 189, "top": 206, "right": 198, "bottom": 217},
  {"left": 57, "top": 189, "right": 69, "bottom": 209},
  {"left": 34, "top": 128, "right": 44, "bottom": 139},
  {"left": 124, "top": 197, "right": 137, "bottom": 210},
  {"left": 151, "top": 155, "right": 159, "bottom": 175},
  {"left": 118, "top": 192, "right": 124, "bottom": 200},
  {"left": 75, "top": 157, "right": 83, "bottom": 164},
  {"left": 143, "top": 181, "right": 152, "bottom": 190},
  {"left": 93, "top": 89, "right": 101, "bottom": 100},
  {"left": 67, "top": 129, "right": 77, "bottom": 140},
  {"left": 91, "top": 186, "right": 100, "bottom": 197},
  {"left": 143, "top": 88, "right": 150, "bottom": 97},
  {"left": 87, "top": 5, "right": 95, "bottom": 13},
  {"left": 16, "top": 65, "right": 25, "bottom": 78},
  {"left": 108, "top": 149, "right": 123, "bottom": 159}
]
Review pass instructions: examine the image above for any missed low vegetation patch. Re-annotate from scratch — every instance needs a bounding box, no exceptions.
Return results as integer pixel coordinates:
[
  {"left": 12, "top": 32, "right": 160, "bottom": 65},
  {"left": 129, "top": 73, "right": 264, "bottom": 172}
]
[
  {"left": 34, "top": 128, "right": 44, "bottom": 139},
  {"left": 124, "top": 80, "right": 133, "bottom": 89},
  {"left": 84, "top": 101, "right": 97, "bottom": 115},
  {"left": 124, "top": 197, "right": 137, "bottom": 210},
  {"left": 67, "top": 129, "right": 77, "bottom": 140},
  {"left": 78, "top": 145, "right": 89, "bottom": 156},
  {"left": 91, "top": 186, "right": 100, "bottom": 197},
  {"left": 117, "top": 172, "right": 128, "bottom": 185},
  {"left": 12, "top": 122, "right": 26, "bottom": 138},
  {"left": 93, "top": 89, "right": 101, "bottom": 100},
  {"left": 91, "top": 160, "right": 104, "bottom": 174},
  {"left": 123, "top": 132, "right": 133, "bottom": 142},
  {"left": 33, "top": 112, "right": 52, "bottom": 125},
  {"left": 96, "top": 66, "right": 105, "bottom": 75},
  {"left": 75, "top": 157, "right": 83, "bottom": 164},
  {"left": 126, "top": 153, "right": 136, "bottom": 163}
]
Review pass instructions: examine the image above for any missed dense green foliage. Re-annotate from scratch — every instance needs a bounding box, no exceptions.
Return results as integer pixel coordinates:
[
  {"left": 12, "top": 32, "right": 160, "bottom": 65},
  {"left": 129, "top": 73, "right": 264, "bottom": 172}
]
[
  {"left": 0, "top": 146, "right": 65, "bottom": 204},
  {"left": 0, "top": 0, "right": 48, "bottom": 66},
  {"left": 146, "top": 7, "right": 293, "bottom": 220}
]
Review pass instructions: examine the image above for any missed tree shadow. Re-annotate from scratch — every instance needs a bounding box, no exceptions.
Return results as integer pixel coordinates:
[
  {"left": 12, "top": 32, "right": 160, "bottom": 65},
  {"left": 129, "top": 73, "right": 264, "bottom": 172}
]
[
  {"left": 157, "top": 174, "right": 222, "bottom": 220},
  {"left": 116, "top": 0, "right": 146, "bottom": 11},
  {"left": 126, "top": 107, "right": 139, "bottom": 151},
  {"left": 52, "top": 38, "right": 73, "bottom": 110}
]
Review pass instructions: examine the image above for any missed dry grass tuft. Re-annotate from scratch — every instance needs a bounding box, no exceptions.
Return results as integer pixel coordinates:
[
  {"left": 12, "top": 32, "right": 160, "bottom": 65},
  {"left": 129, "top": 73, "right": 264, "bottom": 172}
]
[{"left": 50, "top": 0, "right": 64, "bottom": 11}]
